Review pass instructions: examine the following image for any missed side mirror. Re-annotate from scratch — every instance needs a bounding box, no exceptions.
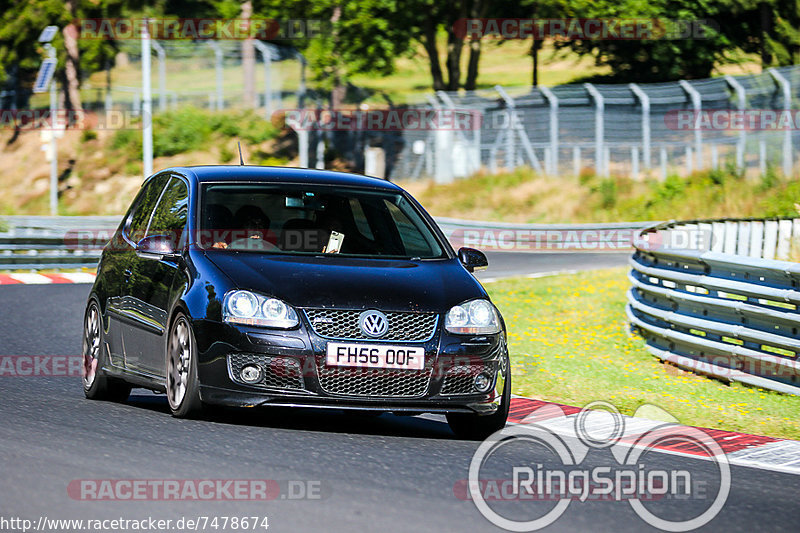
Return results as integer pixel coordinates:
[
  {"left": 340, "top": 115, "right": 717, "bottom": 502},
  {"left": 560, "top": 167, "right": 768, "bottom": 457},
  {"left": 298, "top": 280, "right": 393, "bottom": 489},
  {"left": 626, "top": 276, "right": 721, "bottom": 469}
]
[
  {"left": 458, "top": 247, "right": 488, "bottom": 272},
  {"left": 136, "top": 234, "right": 180, "bottom": 260}
]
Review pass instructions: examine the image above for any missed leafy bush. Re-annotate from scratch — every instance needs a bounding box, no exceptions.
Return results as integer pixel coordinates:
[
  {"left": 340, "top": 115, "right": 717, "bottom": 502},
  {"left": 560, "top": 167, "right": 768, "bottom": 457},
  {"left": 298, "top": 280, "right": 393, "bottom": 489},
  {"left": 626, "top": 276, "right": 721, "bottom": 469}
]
[
  {"left": 596, "top": 178, "right": 618, "bottom": 209},
  {"left": 110, "top": 128, "right": 142, "bottom": 159},
  {"left": 109, "top": 107, "right": 279, "bottom": 162},
  {"left": 153, "top": 107, "right": 214, "bottom": 156},
  {"left": 219, "top": 144, "right": 235, "bottom": 163},
  {"left": 81, "top": 129, "right": 98, "bottom": 142}
]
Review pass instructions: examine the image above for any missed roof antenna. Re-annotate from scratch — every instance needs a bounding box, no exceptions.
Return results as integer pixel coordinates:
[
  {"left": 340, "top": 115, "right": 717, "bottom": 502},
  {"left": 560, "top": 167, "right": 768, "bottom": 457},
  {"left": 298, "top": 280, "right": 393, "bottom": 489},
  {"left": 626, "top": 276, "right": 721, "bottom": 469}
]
[{"left": 237, "top": 141, "right": 245, "bottom": 165}]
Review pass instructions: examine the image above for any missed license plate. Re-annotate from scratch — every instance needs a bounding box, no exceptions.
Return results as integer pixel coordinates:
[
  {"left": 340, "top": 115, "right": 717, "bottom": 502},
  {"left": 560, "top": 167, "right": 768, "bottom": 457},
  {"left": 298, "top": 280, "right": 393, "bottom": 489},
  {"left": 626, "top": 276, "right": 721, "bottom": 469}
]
[{"left": 326, "top": 342, "right": 425, "bottom": 370}]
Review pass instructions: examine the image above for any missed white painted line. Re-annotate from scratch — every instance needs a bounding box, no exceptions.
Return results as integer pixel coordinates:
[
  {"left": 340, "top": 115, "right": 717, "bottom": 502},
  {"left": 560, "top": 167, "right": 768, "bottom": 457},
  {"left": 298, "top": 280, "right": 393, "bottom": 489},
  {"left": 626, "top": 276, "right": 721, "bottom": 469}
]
[
  {"left": 727, "top": 440, "right": 800, "bottom": 466},
  {"left": 8, "top": 273, "right": 54, "bottom": 284},
  {"left": 507, "top": 403, "right": 800, "bottom": 476},
  {"left": 480, "top": 269, "right": 579, "bottom": 284},
  {"left": 58, "top": 272, "right": 96, "bottom": 284}
]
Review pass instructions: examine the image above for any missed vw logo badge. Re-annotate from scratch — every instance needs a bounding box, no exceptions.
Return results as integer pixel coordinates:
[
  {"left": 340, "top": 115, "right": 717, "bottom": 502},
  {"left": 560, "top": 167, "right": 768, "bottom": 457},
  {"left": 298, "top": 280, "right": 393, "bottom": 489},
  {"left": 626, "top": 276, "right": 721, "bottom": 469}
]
[{"left": 359, "top": 310, "right": 389, "bottom": 338}]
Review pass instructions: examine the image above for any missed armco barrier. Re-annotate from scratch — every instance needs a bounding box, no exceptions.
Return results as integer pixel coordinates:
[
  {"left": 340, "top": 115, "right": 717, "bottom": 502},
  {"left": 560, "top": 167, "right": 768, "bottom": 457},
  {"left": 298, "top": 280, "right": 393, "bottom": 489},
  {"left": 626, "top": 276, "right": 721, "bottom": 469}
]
[
  {"left": 0, "top": 215, "right": 650, "bottom": 271},
  {"left": 0, "top": 216, "right": 119, "bottom": 270},
  {"left": 627, "top": 217, "right": 800, "bottom": 395},
  {"left": 436, "top": 217, "right": 650, "bottom": 252}
]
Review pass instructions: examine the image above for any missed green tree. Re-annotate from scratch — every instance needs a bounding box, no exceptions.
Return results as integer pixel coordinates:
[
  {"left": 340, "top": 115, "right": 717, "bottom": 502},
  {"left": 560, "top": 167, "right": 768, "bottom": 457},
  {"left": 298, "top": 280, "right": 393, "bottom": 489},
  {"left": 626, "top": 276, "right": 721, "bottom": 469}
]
[
  {"left": 0, "top": 0, "right": 129, "bottom": 111},
  {"left": 551, "top": 0, "right": 734, "bottom": 82}
]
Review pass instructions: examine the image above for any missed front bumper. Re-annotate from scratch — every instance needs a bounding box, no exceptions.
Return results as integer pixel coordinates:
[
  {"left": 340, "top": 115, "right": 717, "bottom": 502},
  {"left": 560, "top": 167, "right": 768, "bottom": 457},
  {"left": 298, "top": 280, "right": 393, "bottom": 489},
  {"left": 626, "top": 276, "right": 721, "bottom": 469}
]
[{"left": 191, "top": 315, "right": 508, "bottom": 415}]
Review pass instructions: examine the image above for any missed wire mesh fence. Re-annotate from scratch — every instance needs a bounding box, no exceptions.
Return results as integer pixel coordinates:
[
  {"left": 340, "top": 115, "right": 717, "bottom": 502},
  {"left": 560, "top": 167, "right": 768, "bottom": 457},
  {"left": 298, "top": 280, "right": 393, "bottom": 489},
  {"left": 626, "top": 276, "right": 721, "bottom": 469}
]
[
  {"left": 1, "top": 39, "right": 307, "bottom": 120},
  {"left": 3, "top": 40, "right": 799, "bottom": 184},
  {"left": 383, "top": 65, "right": 800, "bottom": 182}
]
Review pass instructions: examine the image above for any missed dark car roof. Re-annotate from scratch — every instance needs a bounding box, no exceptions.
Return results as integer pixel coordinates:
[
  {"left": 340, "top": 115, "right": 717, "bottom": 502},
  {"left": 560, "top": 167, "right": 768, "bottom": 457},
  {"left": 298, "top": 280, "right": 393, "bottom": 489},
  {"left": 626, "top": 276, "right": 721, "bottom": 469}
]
[{"left": 161, "top": 165, "right": 401, "bottom": 191}]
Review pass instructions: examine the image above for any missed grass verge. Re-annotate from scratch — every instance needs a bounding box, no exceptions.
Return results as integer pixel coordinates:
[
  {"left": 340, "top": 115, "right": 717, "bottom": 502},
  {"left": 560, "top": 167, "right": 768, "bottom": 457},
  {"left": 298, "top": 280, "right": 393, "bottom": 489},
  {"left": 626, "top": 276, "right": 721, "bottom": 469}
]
[
  {"left": 403, "top": 167, "right": 800, "bottom": 223},
  {"left": 485, "top": 267, "right": 800, "bottom": 440}
]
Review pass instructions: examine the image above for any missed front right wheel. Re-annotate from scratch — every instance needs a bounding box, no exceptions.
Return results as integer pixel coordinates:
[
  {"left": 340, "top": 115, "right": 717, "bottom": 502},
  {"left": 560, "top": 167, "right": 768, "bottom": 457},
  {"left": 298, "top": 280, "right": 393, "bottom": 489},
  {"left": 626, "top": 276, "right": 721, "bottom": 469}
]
[{"left": 446, "top": 365, "right": 510, "bottom": 440}]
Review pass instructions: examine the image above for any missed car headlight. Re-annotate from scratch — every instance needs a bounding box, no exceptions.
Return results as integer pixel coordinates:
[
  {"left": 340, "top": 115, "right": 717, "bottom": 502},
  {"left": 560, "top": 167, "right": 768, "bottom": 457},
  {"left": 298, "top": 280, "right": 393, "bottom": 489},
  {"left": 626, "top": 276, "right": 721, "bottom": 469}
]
[
  {"left": 223, "top": 290, "right": 299, "bottom": 328},
  {"left": 445, "top": 299, "right": 500, "bottom": 334}
]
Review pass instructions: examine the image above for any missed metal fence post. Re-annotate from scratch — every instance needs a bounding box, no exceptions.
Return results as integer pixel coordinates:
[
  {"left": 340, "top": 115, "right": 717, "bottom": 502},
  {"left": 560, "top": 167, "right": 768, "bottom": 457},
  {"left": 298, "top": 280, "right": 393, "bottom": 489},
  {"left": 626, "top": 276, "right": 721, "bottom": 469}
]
[
  {"left": 711, "top": 144, "right": 718, "bottom": 170},
  {"left": 679, "top": 80, "right": 702, "bottom": 171},
  {"left": 150, "top": 40, "right": 167, "bottom": 112},
  {"left": 297, "top": 53, "right": 307, "bottom": 108},
  {"left": 207, "top": 41, "right": 224, "bottom": 110},
  {"left": 540, "top": 86, "right": 559, "bottom": 175},
  {"left": 428, "top": 95, "right": 453, "bottom": 183},
  {"left": 629, "top": 83, "right": 650, "bottom": 169},
  {"left": 768, "top": 68, "right": 793, "bottom": 177},
  {"left": 437, "top": 90, "right": 479, "bottom": 176},
  {"left": 573, "top": 146, "right": 581, "bottom": 177},
  {"left": 631, "top": 146, "right": 639, "bottom": 179},
  {"left": 584, "top": 83, "right": 605, "bottom": 176},
  {"left": 660, "top": 147, "right": 667, "bottom": 180},
  {"left": 724, "top": 75, "right": 746, "bottom": 172},
  {"left": 141, "top": 23, "right": 153, "bottom": 179},
  {"left": 253, "top": 41, "right": 274, "bottom": 119},
  {"left": 495, "top": 85, "right": 542, "bottom": 173}
]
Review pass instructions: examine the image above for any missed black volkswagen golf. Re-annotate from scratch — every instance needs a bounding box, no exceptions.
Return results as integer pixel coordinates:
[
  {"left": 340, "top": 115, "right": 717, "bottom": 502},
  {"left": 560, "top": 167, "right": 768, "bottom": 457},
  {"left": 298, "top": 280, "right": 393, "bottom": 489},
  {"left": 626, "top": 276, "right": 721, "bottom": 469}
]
[{"left": 83, "top": 166, "right": 510, "bottom": 439}]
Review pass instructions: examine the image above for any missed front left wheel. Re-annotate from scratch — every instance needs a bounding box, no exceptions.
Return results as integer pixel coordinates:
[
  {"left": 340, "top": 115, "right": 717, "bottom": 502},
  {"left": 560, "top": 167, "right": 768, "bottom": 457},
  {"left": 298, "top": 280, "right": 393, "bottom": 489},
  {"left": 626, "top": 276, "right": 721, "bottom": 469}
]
[
  {"left": 166, "top": 313, "right": 203, "bottom": 418},
  {"left": 83, "top": 301, "right": 131, "bottom": 402}
]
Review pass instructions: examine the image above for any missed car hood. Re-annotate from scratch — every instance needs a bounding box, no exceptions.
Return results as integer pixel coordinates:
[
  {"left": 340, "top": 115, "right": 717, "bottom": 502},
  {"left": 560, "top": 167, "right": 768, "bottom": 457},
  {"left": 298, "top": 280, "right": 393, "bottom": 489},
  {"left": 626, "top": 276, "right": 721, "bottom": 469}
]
[{"left": 203, "top": 251, "right": 487, "bottom": 312}]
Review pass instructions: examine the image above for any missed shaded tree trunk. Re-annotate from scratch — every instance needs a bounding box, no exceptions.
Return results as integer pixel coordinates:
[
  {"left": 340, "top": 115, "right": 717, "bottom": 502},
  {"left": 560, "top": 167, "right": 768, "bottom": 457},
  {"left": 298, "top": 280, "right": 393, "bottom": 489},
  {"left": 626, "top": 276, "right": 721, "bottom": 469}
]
[
  {"left": 464, "top": 0, "right": 486, "bottom": 91},
  {"left": 464, "top": 38, "right": 481, "bottom": 90},
  {"left": 444, "top": 7, "right": 467, "bottom": 91},
  {"left": 330, "top": 5, "right": 345, "bottom": 109},
  {"left": 421, "top": 19, "right": 445, "bottom": 91},
  {"left": 445, "top": 32, "right": 463, "bottom": 92},
  {"left": 63, "top": 0, "right": 82, "bottom": 115},
  {"left": 759, "top": 2, "right": 773, "bottom": 69},
  {"left": 531, "top": 37, "right": 542, "bottom": 86}
]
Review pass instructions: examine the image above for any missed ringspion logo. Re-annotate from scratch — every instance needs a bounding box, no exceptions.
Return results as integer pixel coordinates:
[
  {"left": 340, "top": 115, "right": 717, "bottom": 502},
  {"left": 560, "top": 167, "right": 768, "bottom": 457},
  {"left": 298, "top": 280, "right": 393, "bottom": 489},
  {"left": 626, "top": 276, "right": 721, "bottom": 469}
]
[{"left": 465, "top": 402, "right": 730, "bottom": 531}]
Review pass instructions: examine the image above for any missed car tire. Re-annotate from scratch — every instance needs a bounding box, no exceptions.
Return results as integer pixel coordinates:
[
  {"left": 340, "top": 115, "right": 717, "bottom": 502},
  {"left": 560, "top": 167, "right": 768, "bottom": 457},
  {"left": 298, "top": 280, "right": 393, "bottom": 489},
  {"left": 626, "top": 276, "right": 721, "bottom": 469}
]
[
  {"left": 82, "top": 301, "right": 132, "bottom": 402},
  {"left": 166, "top": 313, "right": 203, "bottom": 418},
  {"left": 446, "top": 366, "right": 510, "bottom": 441}
]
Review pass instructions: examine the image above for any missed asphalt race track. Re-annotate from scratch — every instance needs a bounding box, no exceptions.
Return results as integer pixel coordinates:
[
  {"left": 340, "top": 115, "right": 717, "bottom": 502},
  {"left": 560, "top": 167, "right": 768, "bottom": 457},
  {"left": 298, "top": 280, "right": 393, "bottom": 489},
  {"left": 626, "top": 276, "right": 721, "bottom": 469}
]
[
  {"left": 1, "top": 253, "right": 798, "bottom": 532},
  {"left": 476, "top": 251, "right": 631, "bottom": 281}
]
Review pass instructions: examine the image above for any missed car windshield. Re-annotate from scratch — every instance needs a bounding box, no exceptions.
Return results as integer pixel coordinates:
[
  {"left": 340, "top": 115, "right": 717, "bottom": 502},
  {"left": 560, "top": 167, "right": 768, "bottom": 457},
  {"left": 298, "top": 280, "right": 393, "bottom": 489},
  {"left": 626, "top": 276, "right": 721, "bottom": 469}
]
[{"left": 198, "top": 182, "right": 446, "bottom": 259}]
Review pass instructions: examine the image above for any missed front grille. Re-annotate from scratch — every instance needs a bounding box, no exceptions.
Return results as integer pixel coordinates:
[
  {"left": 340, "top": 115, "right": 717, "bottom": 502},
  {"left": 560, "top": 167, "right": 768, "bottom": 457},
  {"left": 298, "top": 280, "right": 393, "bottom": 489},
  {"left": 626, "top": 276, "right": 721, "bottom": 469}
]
[
  {"left": 440, "top": 365, "right": 483, "bottom": 395},
  {"left": 316, "top": 360, "right": 431, "bottom": 398},
  {"left": 304, "top": 309, "right": 438, "bottom": 341},
  {"left": 228, "top": 353, "right": 305, "bottom": 390}
]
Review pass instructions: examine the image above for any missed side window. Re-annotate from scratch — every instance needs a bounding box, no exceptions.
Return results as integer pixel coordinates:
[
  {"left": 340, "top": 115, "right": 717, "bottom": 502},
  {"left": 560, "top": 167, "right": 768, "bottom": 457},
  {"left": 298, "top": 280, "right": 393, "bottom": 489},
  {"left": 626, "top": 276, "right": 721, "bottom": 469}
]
[
  {"left": 127, "top": 174, "right": 169, "bottom": 242},
  {"left": 147, "top": 177, "right": 189, "bottom": 239}
]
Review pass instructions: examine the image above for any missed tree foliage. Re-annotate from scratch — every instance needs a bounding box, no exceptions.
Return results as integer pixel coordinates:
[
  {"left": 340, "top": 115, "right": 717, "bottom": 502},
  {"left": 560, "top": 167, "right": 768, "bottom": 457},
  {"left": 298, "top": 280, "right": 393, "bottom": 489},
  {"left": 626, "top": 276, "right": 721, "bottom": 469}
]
[{"left": 1, "top": 0, "right": 800, "bottom": 104}]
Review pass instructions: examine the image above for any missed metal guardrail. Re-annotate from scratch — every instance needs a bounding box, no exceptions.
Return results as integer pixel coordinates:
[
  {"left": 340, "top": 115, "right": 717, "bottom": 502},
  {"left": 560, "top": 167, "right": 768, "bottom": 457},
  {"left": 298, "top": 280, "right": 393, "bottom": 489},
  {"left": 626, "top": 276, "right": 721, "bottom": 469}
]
[
  {"left": 436, "top": 217, "right": 652, "bottom": 252},
  {"left": 0, "top": 215, "right": 649, "bottom": 271},
  {"left": 627, "top": 217, "right": 800, "bottom": 395},
  {"left": 0, "top": 216, "right": 120, "bottom": 271}
]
